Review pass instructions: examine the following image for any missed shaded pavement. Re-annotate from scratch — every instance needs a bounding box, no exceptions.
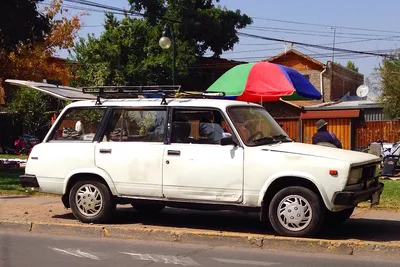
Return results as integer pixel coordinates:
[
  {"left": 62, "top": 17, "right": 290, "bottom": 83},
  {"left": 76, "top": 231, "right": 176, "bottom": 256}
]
[{"left": 1, "top": 195, "right": 400, "bottom": 244}]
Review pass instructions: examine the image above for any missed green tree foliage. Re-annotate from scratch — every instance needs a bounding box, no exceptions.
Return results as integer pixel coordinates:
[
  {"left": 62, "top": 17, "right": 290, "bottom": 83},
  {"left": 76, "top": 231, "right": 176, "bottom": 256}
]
[
  {"left": 346, "top": 60, "right": 359, "bottom": 73},
  {"left": 128, "top": 0, "right": 252, "bottom": 56},
  {"left": 72, "top": 0, "right": 252, "bottom": 86},
  {"left": 7, "top": 88, "right": 63, "bottom": 136},
  {"left": 0, "top": 0, "right": 51, "bottom": 51},
  {"left": 378, "top": 55, "right": 400, "bottom": 119}
]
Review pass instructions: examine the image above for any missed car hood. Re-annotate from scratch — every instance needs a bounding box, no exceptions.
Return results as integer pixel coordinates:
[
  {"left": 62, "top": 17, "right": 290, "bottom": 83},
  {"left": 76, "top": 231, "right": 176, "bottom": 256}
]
[{"left": 261, "top": 142, "right": 380, "bottom": 167}]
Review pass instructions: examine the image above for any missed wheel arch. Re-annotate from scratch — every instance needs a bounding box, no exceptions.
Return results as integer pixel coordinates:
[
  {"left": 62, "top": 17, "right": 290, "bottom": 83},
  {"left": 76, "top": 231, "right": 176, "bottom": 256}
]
[
  {"left": 61, "top": 169, "right": 118, "bottom": 208},
  {"left": 259, "top": 174, "right": 331, "bottom": 222}
]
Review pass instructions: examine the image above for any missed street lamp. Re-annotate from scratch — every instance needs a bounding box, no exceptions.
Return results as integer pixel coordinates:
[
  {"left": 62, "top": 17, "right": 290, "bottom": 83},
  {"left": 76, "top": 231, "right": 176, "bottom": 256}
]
[{"left": 159, "top": 24, "right": 176, "bottom": 85}]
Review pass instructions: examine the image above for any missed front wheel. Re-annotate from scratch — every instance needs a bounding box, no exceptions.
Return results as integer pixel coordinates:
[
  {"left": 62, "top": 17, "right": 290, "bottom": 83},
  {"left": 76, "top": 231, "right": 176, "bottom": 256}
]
[
  {"left": 268, "top": 186, "right": 325, "bottom": 237},
  {"left": 69, "top": 180, "right": 115, "bottom": 223}
]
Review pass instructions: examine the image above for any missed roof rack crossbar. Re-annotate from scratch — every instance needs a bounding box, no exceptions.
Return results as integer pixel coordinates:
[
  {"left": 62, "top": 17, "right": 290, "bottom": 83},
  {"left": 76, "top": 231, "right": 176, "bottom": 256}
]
[
  {"left": 81, "top": 85, "right": 181, "bottom": 94},
  {"left": 80, "top": 85, "right": 227, "bottom": 105}
]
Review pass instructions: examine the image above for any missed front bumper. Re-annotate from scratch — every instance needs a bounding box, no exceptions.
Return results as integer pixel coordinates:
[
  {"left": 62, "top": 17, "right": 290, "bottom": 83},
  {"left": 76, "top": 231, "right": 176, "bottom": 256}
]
[
  {"left": 332, "top": 182, "right": 384, "bottom": 206},
  {"left": 19, "top": 174, "right": 40, "bottom": 188}
]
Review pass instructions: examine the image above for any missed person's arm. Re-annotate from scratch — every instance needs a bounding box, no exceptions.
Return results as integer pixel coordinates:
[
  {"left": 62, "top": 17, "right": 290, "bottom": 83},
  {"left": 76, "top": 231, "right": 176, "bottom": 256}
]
[
  {"left": 331, "top": 133, "right": 342, "bottom": 148},
  {"left": 312, "top": 133, "right": 318, "bottom": 144}
]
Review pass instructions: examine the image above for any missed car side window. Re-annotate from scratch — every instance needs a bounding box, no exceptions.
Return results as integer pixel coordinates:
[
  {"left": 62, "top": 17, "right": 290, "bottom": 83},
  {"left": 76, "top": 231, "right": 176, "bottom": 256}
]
[
  {"left": 102, "top": 109, "right": 166, "bottom": 142},
  {"left": 171, "top": 109, "right": 233, "bottom": 145},
  {"left": 50, "top": 108, "right": 105, "bottom": 142}
]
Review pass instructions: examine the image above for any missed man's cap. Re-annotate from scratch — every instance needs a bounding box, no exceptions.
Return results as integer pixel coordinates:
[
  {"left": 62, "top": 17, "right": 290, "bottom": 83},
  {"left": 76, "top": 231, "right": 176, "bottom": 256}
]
[{"left": 316, "top": 119, "right": 328, "bottom": 130}]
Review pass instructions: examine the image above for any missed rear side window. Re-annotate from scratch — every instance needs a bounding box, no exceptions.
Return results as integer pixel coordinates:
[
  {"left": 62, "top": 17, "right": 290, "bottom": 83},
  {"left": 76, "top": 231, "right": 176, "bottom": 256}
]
[
  {"left": 50, "top": 108, "right": 105, "bottom": 142},
  {"left": 101, "top": 109, "right": 166, "bottom": 142}
]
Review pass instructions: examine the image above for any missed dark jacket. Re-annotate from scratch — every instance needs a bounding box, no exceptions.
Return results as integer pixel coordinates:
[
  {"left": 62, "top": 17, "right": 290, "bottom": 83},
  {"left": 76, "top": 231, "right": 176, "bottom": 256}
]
[{"left": 312, "top": 130, "right": 342, "bottom": 148}]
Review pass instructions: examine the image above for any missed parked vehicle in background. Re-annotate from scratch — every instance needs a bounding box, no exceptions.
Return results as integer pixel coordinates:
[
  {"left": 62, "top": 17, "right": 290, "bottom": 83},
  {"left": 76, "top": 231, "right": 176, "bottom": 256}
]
[{"left": 9, "top": 80, "right": 384, "bottom": 238}]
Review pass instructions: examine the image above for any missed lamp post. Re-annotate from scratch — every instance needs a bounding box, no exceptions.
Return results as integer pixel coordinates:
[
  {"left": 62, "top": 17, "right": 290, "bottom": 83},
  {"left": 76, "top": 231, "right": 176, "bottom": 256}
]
[{"left": 159, "top": 24, "right": 176, "bottom": 85}]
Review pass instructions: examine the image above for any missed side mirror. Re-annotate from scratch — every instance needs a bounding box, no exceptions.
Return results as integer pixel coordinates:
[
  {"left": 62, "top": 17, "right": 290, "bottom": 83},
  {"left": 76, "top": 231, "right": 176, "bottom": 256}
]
[{"left": 220, "top": 135, "right": 237, "bottom": 146}]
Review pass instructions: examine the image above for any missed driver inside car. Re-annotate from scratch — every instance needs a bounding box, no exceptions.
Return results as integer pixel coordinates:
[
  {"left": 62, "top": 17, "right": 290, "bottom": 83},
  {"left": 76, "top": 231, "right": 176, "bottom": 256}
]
[{"left": 199, "top": 112, "right": 231, "bottom": 144}]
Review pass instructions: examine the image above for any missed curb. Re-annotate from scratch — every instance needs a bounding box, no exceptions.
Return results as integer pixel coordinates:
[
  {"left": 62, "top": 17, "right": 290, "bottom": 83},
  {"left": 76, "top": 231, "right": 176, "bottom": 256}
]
[{"left": 1, "top": 220, "right": 400, "bottom": 256}]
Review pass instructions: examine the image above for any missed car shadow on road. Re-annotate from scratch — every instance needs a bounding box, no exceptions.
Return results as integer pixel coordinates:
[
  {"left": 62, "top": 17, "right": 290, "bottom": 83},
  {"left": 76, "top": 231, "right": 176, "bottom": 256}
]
[{"left": 52, "top": 207, "right": 400, "bottom": 243}]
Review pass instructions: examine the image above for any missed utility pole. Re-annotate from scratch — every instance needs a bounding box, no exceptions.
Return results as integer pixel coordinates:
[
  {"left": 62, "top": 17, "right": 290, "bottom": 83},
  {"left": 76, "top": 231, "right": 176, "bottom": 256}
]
[{"left": 331, "top": 27, "right": 336, "bottom": 63}]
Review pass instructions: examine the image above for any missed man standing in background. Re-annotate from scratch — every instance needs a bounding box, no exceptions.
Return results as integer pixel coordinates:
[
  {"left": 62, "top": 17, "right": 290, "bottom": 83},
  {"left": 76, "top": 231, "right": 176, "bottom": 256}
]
[{"left": 312, "top": 119, "right": 342, "bottom": 148}]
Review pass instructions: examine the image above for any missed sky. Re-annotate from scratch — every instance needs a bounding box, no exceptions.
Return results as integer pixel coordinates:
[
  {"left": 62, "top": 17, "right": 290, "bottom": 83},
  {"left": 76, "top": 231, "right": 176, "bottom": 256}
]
[{"left": 41, "top": 0, "right": 400, "bottom": 79}]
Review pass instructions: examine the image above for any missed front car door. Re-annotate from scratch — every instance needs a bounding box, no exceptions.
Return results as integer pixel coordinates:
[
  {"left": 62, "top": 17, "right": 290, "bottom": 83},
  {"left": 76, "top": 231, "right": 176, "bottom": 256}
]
[
  {"left": 162, "top": 107, "right": 244, "bottom": 203},
  {"left": 95, "top": 107, "right": 167, "bottom": 197}
]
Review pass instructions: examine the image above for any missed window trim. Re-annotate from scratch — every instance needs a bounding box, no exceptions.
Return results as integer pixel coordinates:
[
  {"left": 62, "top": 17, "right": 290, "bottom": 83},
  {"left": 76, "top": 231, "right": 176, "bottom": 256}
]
[
  {"left": 97, "top": 106, "right": 168, "bottom": 144},
  {"left": 167, "top": 106, "right": 243, "bottom": 147},
  {"left": 46, "top": 106, "right": 108, "bottom": 143}
]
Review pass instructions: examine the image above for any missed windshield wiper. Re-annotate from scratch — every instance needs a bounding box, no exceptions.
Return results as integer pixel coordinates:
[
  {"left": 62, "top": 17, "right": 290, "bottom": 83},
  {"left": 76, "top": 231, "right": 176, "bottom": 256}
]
[
  {"left": 252, "top": 136, "right": 276, "bottom": 145},
  {"left": 273, "top": 134, "right": 293, "bottom": 142}
]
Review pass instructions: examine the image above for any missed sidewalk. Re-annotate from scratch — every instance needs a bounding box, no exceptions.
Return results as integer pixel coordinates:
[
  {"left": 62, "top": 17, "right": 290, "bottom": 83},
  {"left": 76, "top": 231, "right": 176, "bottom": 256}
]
[{"left": 1, "top": 195, "right": 400, "bottom": 257}]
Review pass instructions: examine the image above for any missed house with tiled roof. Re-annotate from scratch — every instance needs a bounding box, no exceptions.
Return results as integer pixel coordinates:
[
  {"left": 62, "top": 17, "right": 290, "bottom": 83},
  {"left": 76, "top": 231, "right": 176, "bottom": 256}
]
[{"left": 264, "top": 48, "right": 364, "bottom": 104}]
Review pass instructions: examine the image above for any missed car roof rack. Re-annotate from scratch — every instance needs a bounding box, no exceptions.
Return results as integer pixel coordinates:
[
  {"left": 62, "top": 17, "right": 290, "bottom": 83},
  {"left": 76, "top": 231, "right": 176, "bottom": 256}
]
[{"left": 81, "top": 85, "right": 226, "bottom": 105}]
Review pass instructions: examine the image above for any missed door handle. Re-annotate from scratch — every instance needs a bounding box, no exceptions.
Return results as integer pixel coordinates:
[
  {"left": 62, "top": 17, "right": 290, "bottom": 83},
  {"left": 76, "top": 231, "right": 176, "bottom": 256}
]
[
  {"left": 99, "top": 148, "right": 112, "bottom": 154},
  {"left": 167, "top": 150, "right": 181, "bottom": 156}
]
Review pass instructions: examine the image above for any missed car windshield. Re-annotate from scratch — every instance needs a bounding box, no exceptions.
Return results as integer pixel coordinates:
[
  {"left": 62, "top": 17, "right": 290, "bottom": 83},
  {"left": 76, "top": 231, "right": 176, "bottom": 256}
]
[{"left": 227, "top": 106, "right": 292, "bottom": 146}]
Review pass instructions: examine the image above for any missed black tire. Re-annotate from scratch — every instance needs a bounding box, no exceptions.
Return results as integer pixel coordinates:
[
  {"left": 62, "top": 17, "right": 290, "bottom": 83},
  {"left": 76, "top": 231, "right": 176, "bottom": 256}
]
[
  {"left": 69, "top": 180, "right": 116, "bottom": 223},
  {"left": 324, "top": 207, "right": 354, "bottom": 227},
  {"left": 268, "top": 186, "right": 325, "bottom": 237},
  {"left": 132, "top": 203, "right": 165, "bottom": 215}
]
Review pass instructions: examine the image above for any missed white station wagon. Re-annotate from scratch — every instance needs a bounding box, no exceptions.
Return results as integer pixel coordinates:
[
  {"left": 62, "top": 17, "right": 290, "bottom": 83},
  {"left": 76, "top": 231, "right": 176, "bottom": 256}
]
[{"left": 10, "top": 80, "right": 383, "bottom": 237}]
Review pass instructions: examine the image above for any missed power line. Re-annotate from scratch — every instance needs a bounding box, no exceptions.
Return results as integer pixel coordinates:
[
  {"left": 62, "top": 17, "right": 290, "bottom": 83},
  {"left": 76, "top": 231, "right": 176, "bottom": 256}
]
[
  {"left": 247, "top": 26, "right": 399, "bottom": 38},
  {"left": 237, "top": 32, "right": 394, "bottom": 58},
  {"left": 54, "top": 1, "right": 397, "bottom": 61},
  {"left": 63, "top": 0, "right": 181, "bottom": 23},
  {"left": 251, "top": 16, "right": 400, "bottom": 35},
  {"left": 247, "top": 26, "right": 400, "bottom": 40},
  {"left": 222, "top": 47, "right": 283, "bottom": 54}
]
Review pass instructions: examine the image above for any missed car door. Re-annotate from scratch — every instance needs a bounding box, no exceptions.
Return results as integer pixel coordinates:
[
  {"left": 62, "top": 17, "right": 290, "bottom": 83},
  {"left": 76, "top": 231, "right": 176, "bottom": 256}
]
[
  {"left": 162, "top": 107, "right": 244, "bottom": 203},
  {"left": 95, "top": 107, "right": 167, "bottom": 197}
]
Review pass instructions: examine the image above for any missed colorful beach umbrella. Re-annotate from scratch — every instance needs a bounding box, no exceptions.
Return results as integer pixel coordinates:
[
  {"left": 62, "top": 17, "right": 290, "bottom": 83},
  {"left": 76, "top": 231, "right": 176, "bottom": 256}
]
[{"left": 206, "top": 62, "right": 322, "bottom": 102}]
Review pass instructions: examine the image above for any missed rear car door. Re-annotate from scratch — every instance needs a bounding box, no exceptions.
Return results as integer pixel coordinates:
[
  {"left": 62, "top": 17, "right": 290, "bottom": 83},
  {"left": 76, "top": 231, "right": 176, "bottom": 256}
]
[{"left": 95, "top": 107, "right": 167, "bottom": 197}]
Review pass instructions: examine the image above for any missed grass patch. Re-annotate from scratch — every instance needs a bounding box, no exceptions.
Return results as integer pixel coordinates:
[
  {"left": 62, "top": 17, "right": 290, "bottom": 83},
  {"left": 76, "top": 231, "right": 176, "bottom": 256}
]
[
  {"left": 0, "top": 154, "right": 27, "bottom": 160},
  {"left": 0, "top": 169, "right": 38, "bottom": 195},
  {"left": 358, "top": 180, "right": 400, "bottom": 211}
]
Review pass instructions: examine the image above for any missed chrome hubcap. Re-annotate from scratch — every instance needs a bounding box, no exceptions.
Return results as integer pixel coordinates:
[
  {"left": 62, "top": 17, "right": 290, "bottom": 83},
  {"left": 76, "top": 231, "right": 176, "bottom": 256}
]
[
  {"left": 277, "top": 195, "right": 312, "bottom": 232},
  {"left": 75, "top": 184, "right": 103, "bottom": 217}
]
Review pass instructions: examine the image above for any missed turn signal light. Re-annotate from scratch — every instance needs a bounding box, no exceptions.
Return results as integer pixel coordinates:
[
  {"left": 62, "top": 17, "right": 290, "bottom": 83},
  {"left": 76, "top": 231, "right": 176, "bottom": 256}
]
[{"left": 329, "top": 170, "right": 338, "bottom": 176}]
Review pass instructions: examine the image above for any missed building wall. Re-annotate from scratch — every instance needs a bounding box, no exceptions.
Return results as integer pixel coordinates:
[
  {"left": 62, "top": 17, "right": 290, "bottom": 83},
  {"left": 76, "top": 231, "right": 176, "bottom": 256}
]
[
  {"left": 268, "top": 52, "right": 323, "bottom": 72},
  {"left": 325, "top": 62, "right": 364, "bottom": 101},
  {"left": 298, "top": 69, "right": 323, "bottom": 94},
  {"left": 182, "top": 57, "right": 245, "bottom": 91},
  {"left": 276, "top": 119, "right": 300, "bottom": 142},
  {"left": 263, "top": 101, "right": 301, "bottom": 118},
  {"left": 355, "top": 121, "right": 400, "bottom": 150},
  {"left": 362, "top": 108, "right": 389, "bottom": 121}
]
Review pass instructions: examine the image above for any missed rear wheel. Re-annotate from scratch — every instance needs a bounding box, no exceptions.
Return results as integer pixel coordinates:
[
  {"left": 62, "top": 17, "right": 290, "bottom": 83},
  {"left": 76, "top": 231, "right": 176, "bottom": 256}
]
[
  {"left": 132, "top": 203, "right": 165, "bottom": 215},
  {"left": 69, "top": 180, "right": 115, "bottom": 223},
  {"left": 268, "top": 186, "right": 325, "bottom": 237}
]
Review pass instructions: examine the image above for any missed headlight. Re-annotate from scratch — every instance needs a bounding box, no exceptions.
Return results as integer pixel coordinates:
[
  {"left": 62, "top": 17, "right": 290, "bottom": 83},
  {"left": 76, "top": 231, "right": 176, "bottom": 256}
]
[{"left": 348, "top": 168, "right": 362, "bottom": 185}]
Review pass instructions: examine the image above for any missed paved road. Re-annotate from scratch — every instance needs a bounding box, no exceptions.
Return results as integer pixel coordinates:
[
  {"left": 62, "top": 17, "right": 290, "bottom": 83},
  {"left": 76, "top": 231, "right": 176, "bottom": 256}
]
[{"left": 1, "top": 231, "right": 399, "bottom": 267}]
